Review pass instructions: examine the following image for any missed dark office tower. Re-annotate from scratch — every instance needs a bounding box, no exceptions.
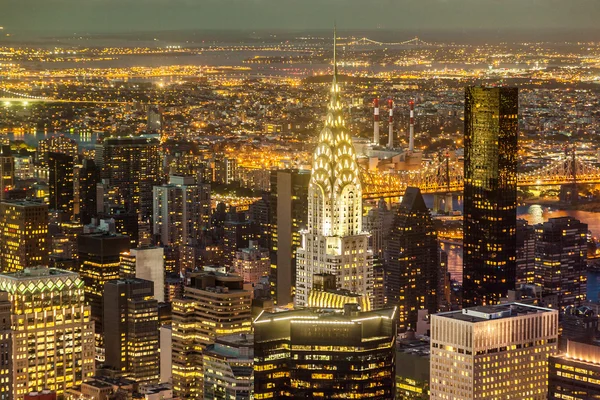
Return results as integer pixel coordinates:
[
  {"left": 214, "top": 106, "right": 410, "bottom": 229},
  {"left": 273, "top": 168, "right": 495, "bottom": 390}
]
[
  {"left": 0, "top": 292, "right": 11, "bottom": 400},
  {"left": 77, "top": 232, "right": 131, "bottom": 358},
  {"left": 104, "top": 278, "right": 159, "bottom": 384},
  {"left": 0, "top": 146, "right": 14, "bottom": 201},
  {"left": 254, "top": 305, "right": 397, "bottom": 399},
  {"left": 249, "top": 194, "right": 271, "bottom": 249},
  {"left": 535, "top": 217, "right": 587, "bottom": 308},
  {"left": 102, "top": 136, "right": 163, "bottom": 217},
  {"left": 463, "top": 86, "right": 518, "bottom": 307},
  {"left": 0, "top": 201, "right": 49, "bottom": 273},
  {"left": 384, "top": 187, "right": 439, "bottom": 331},
  {"left": 48, "top": 152, "right": 74, "bottom": 217},
  {"left": 75, "top": 159, "right": 100, "bottom": 225},
  {"left": 516, "top": 219, "right": 536, "bottom": 286},
  {"left": 223, "top": 212, "right": 253, "bottom": 264},
  {"left": 269, "top": 169, "right": 310, "bottom": 305}
]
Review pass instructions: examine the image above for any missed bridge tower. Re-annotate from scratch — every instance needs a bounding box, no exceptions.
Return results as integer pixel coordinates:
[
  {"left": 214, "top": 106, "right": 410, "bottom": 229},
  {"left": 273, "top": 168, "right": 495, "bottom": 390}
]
[{"left": 432, "top": 150, "right": 453, "bottom": 214}]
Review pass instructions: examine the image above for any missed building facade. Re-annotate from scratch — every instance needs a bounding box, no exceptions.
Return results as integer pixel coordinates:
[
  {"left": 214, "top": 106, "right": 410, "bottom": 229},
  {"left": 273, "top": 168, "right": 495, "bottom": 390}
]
[
  {"left": 152, "top": 175, "right": 211, "bottom": 248},
  {"left": 535, "top": 217, "right": 587, "bottom": 308},
  {"left": 549, "top": 340, "right": 600, "bottom": 399},
  {"left": 104, "top": 278, "right": 159, "bottom": 384},
  {"left": 0, "top": 201, "right": 49, "bottom": 273},
  {"left": 430, "top": 303, "right": 558, "bottom": 399},
  {"left": 0, "top": 292, "right": 11, "bottom": 400},
  {"left": 171, "top": 272, "right": 252, "bottom": 399},
  {"left": 0, "top": 267, "right": 95, "bottom": 399},
  {"left": 233, "top": 240, "right": 270, "bottom": 286},
  {"left": 269, "top": 169, "right": 309, "bottom": 305},
  {"left": 203, "top": 334, "right": 253, "bottom": 400},
  {"left": 463, "top": 86, "right": 519, "bottom": 307},
  {"left": 254, "top": 305, "right": 397, "bottom": 399},
  {"left": 295, "top": 47, "right": 373, "bottom": 307},
  {"left": 48, "top": 152, "right": 74, "bottom": 218},
  {"left": 516, "top": 219, "right": 536, "bottom": 286},
  {"left": 77, "top": 233, "right": 131, "bottom": 359},
  {"left": 385, "top": 187, "right": 439, "bottom": 331}
]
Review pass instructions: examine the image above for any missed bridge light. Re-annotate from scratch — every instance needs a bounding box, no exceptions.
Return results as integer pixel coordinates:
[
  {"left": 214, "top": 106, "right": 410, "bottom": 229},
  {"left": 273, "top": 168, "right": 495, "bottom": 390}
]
[
  {"left": 22, "top": 101, "right": 28, "bottom": 106},
  {"left": 536, "top": 179, "right": 541, "bottom": 185},
  {"left": 3, "top": 101, "right": 9, "bottom": 107}
]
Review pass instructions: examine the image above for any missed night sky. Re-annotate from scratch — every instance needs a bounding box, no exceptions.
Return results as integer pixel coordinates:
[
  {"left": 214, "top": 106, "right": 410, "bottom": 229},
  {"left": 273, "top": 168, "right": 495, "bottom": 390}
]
[{"left": 2, "top": 0, "right": 600, "bottom": 34}]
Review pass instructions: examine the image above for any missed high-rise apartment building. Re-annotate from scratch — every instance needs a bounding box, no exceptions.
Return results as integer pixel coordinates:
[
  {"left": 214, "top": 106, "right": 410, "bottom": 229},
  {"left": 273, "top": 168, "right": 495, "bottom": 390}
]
[
  {"left": 549, "top": 340, "right": 600, "bottom": 399},
  {"left": 0, "top": 267, "right": 95, "bottom": 399},
  {"left": 0, "top": 292, "right": 11, "bottom": 400},
  {"left": 77, "top": 233, "right": 130, "bottom": 358},
  {"left": 385, "top": 187, "right": 439, "bottom": 331},
  {"left": 516, "top": 218, "right": 536, "bottom": 286},
  {"left": 101, "top": 136, "right": 163, "bottom": 217},
  {"left": 0, "top": 146, "right": 14, "bottom": 200},
  {"left": 48, "top": 152, "right": 74, "bottom": 217},
  {"left": 463, "top": 86, "right": 519, "bottom": 307},
  {"left": 269, "top": 169, "right": 309, "bottom": 305},
  {"left": 104, "top": 278, "right": 159, "bottom": 384},
  {"left": 37, "top": 136, "right": 77, "bottom": 167},
  {"left": 254, "top": 305, "right": 397, "bottom": 399},
  {"left": 535, "top": 216, "right": 587, "bottom": 308},
  {"left": 123, "top": 247, "right": 165, "bottom": 303},
  {"left": 364, "top": 198, "right": 393, "bottom": 260},
  {"left": 0, "top": 201, "right": 49, "bottom": 273},
  {"left": 172, "top": 271, "right": 252, "bottom": 398},
  {"left": 213, "top": 157, "right": 237, "bottom": 184},
  {"left": 233, "top": 240, "right": 269, "bottom": 285},
  {"left": 295, "top": 44, "right": 373, "bottom": 307},
  {"left": 152, "top": 175, "right": 210, "bottom": 247},
  {"left": 203, "top": 334, "right": 253, "bottom": 400},
  {"left": 430, "top": 303, "right": 558, "bottom": 399}
]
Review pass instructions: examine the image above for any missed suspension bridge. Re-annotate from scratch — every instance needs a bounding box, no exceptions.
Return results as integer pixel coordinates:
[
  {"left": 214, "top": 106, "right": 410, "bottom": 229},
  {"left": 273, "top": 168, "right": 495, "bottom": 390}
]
[
  {"left": 0, "top": 87, "right": 128, "bottom": 104},
  {"left": 361, "top": 150, "right": 600, "bottom": 199},
  {"left": 344, "top": 36, "right": 435, "bottom": 47}
]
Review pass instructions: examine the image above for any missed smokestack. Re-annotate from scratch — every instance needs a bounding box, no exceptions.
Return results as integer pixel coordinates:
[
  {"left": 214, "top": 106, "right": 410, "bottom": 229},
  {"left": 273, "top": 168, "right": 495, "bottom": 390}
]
[
  {"left": 373, "top": 98, "right": 380, "bottom": 145},
  {"left": 387, "top": 98, "right": 394, "bottom": 148},
  {"left": 409, "top": 99, "right": 415, "bottom": 152}
]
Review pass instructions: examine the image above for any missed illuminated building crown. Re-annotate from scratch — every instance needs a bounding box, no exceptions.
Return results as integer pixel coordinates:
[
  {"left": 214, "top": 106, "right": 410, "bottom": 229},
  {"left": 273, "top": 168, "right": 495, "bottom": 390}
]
[{"left": 308, "top": 27, "right": 362, "bottom": 237}]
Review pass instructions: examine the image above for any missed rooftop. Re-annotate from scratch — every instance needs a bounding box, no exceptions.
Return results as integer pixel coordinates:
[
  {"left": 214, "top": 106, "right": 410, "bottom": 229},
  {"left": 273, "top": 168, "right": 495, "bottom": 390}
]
[
  {"left": 254, "top": 305, "right": 396, "bottom": 325},
  {"left": 435, "top": 302, "right": 556, "bottom": 323}
]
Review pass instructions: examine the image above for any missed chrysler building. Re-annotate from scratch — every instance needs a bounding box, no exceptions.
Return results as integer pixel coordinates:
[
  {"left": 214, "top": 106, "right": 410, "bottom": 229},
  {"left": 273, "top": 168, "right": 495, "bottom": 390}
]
[{"left": 295, "top": 31, "right": 373, "bottom": 307}]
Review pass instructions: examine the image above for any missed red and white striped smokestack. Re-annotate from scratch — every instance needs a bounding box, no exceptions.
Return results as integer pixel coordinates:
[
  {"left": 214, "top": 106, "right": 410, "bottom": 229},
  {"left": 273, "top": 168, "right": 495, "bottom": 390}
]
[
  {"left": 373, "top": 98, "right": 380, "bottom": 145},
  {"left": 387, "top": 98, "right": 394, "bottom": 148},
  {"left": 409, "top": 99, "right": 415, "bottom": 152}
]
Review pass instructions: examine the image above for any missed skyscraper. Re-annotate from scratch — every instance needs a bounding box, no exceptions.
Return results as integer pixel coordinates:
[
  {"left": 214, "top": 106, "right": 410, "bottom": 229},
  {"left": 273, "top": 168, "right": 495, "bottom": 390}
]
[
  {"left": 463, "top": 86, "right": 519, "bottom": 307},
  {"left": 74, "top": 159, "right": 99, "bottom": 225},
  {"left": 36, "top": 136, "right": 77, "bottom": 167},
  {"left": 48, "top": 152, "right": 74, "bottom": 217},
  {"left": 0, "top": 267, "right": 95, "bottom": 399},
  {"left": 0, "top": 201, "right": 49, "bottom": 273},
  {"left": 233, "top": 240, "right": 270, "bottom": 286},
  {"left": 104, "top": 278, "right": 159, "bottom": 384},
  {"left": 295, "top": 34, "right": 373, "bottom": 307},
  {"left": 0, "top": 145, "right": 14, "bottom": 200},
  {"left": 0, "top": 292, "right": 11, "bottom": 400},
  {"left": 516, "top": 218, "right": 536, "bottom": 286},
  {"left": 77, "top": 233, "right": 131, "bottom": 359},
  {"left": 101, "top": 136, "right": 163, "bottom": 217},
  {"left": 535, "top": 216, "right": 587, "bottom": 308},
  {"left": 253, "top": 304, "right": 397, "bottom": 399},
  {"left": 152, "top": 175, "right": 211, "bottom": 247},
  {"left": 385, "top": 187, "right": 439, "bottom": 331},
  {"left": 269, "top": 169, "right": 309, "bottom": 305},
  {"left": 430, "top": 303, "right": 558, "bottom": 399},
  {"left": 172, "top": 271, "right": 252, "bottom": 398}
]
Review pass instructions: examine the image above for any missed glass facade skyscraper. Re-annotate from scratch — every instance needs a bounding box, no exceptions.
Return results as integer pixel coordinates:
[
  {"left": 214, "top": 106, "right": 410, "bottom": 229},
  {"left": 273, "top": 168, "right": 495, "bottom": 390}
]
[{"left": 463, "top": 86, "right": 519, "bottom": 307}]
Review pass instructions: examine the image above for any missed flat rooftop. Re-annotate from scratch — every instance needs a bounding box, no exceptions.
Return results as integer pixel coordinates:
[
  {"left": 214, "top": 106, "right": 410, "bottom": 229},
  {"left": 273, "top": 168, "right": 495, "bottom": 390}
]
[{"left": 435, "top": 302, "right": 555, "bottom": 323}]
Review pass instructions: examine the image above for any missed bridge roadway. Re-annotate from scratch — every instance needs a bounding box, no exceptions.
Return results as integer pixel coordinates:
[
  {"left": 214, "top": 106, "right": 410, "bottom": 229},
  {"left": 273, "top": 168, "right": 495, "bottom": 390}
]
[{"left": 1, "top": 97, "right": 128, "bottom": 104}]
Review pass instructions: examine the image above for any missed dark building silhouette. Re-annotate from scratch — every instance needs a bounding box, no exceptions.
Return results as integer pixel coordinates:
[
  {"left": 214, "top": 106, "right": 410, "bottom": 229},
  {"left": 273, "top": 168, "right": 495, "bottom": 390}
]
[
  {"left": 104, "top": 278, "right": 159, "bottom": 384},
  {"left": 77, "top": 233, "right": 131, "bottom": 355},
  {"left": 516, "top": 219, "right": 536, "bottom": 286},
  {"left": 254, "top": 305, "right": 397, "bottom": 399},
  {"left": 269, "top": 169, "right": 309, "bottom": 305},
  {"left": 0, "top": 292, "right": 11, "bottom": 399},
  {"left": 535, "top": 217, "right": 587, "bottom": 308},
  {"left": 385, "top": 187, "right": 439, "bottom": 331},
  {"left": 463, "top": 86, "right": 519, "bottom": 307},
  {"left": 48, "top": 152, "right": 74, "bottom": 217},
  {"left": 0, "top": 145, "right": 14, "bottom": 201},
  {"left": 76, "top": 159, "right": 100, "bottom": 225}
]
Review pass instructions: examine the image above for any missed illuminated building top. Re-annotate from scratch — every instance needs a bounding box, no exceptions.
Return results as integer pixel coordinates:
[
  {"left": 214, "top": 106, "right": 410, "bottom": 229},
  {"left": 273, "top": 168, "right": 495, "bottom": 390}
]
[{"left": 308, "top": 27, "right": 362, "bottom": 238}]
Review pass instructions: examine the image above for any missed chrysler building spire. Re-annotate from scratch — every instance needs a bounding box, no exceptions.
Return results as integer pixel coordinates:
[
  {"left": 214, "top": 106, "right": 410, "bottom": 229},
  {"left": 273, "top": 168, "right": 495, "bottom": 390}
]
[{"left": 295, "top": 27, "right": 372, "bottom": 308}]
